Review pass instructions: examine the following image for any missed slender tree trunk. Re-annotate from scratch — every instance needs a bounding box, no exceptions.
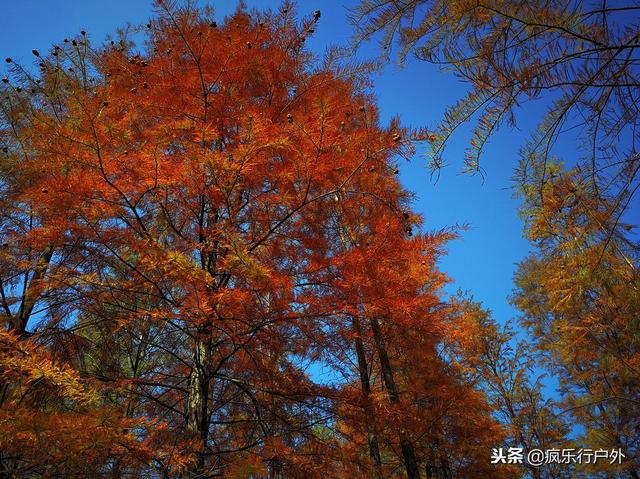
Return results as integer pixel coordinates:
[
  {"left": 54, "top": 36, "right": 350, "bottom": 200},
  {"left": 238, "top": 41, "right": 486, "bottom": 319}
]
[
  {"left": 186, "top": 334, "right": 212, "bottom": 477},
  {"left": 352, "top": 315, "right": 383, "bottom": 479},
  {"left": 369, "top": 317, "right": 420, "bottom": 479}
]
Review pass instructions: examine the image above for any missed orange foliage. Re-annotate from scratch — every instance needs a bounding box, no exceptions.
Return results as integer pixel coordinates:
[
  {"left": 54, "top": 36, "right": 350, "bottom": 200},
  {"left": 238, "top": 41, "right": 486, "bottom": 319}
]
[{"left": 0, "top": 3, "right": 513, "bottom": 477}]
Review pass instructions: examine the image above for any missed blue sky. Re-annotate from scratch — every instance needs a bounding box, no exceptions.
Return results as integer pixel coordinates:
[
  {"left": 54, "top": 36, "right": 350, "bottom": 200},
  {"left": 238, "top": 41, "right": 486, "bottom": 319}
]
[{"left": 0, "top": 0, "right": 534, "bottom": 333}]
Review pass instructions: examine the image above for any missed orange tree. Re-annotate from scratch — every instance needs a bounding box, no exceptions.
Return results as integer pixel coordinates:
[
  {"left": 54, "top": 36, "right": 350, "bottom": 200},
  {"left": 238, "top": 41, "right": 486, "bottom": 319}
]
[{"left": 1, "top": 2, "right": 514, "bottom": 477}]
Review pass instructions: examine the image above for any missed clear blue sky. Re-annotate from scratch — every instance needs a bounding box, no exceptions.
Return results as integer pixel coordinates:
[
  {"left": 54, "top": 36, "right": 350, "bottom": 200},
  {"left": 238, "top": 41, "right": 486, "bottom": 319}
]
[{"left": 0, "top": 1, "right": 535, "bottom": 333}]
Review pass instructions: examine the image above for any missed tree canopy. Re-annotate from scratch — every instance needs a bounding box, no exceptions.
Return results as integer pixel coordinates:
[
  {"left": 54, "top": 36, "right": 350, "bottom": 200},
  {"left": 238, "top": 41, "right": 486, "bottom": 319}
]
[
  {"left": 0, "top": 3, "right": 515, "bottom": 477},
  {"left": 1, "top": 1, "right": 638, "bottom": 478}
]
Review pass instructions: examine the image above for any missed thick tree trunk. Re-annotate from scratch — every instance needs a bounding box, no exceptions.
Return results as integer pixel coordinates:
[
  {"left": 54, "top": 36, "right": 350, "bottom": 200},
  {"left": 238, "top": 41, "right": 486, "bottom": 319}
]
[
  {"left": 370, "top": 317, "right": 420, "bottom": 479},
  {"left": 352, "top": 315, "right": 383, "bottom": 479},
  {"left": 11, "top": 244, "right": 54, "bottom": 337}
]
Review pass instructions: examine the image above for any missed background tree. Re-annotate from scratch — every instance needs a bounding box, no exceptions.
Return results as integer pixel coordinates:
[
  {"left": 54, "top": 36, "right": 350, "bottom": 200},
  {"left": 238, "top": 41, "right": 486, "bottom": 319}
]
[
  {"left": 513, "top": 161, "right": 640, "bottom": 478},
  {"left": 455, "top": 301, "right": 573, "bottom": 479},
  {"left": 321, "top": 210, "right": 513, "bottom": 478}
]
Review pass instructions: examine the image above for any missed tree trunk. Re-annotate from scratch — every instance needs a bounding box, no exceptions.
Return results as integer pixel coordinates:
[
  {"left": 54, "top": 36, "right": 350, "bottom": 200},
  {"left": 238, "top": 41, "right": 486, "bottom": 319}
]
[
  {"left": 186, "top": 334, "right": 211, "bottom": 476},
  {"left": 352, "top": 315, "right": 383, "bottom": 479},
  {"left": 370, "top": 317, "right": 420, "bottom": 479},
  {"left": 12, "top": 244, "right": 54, "bottom": 337}
]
